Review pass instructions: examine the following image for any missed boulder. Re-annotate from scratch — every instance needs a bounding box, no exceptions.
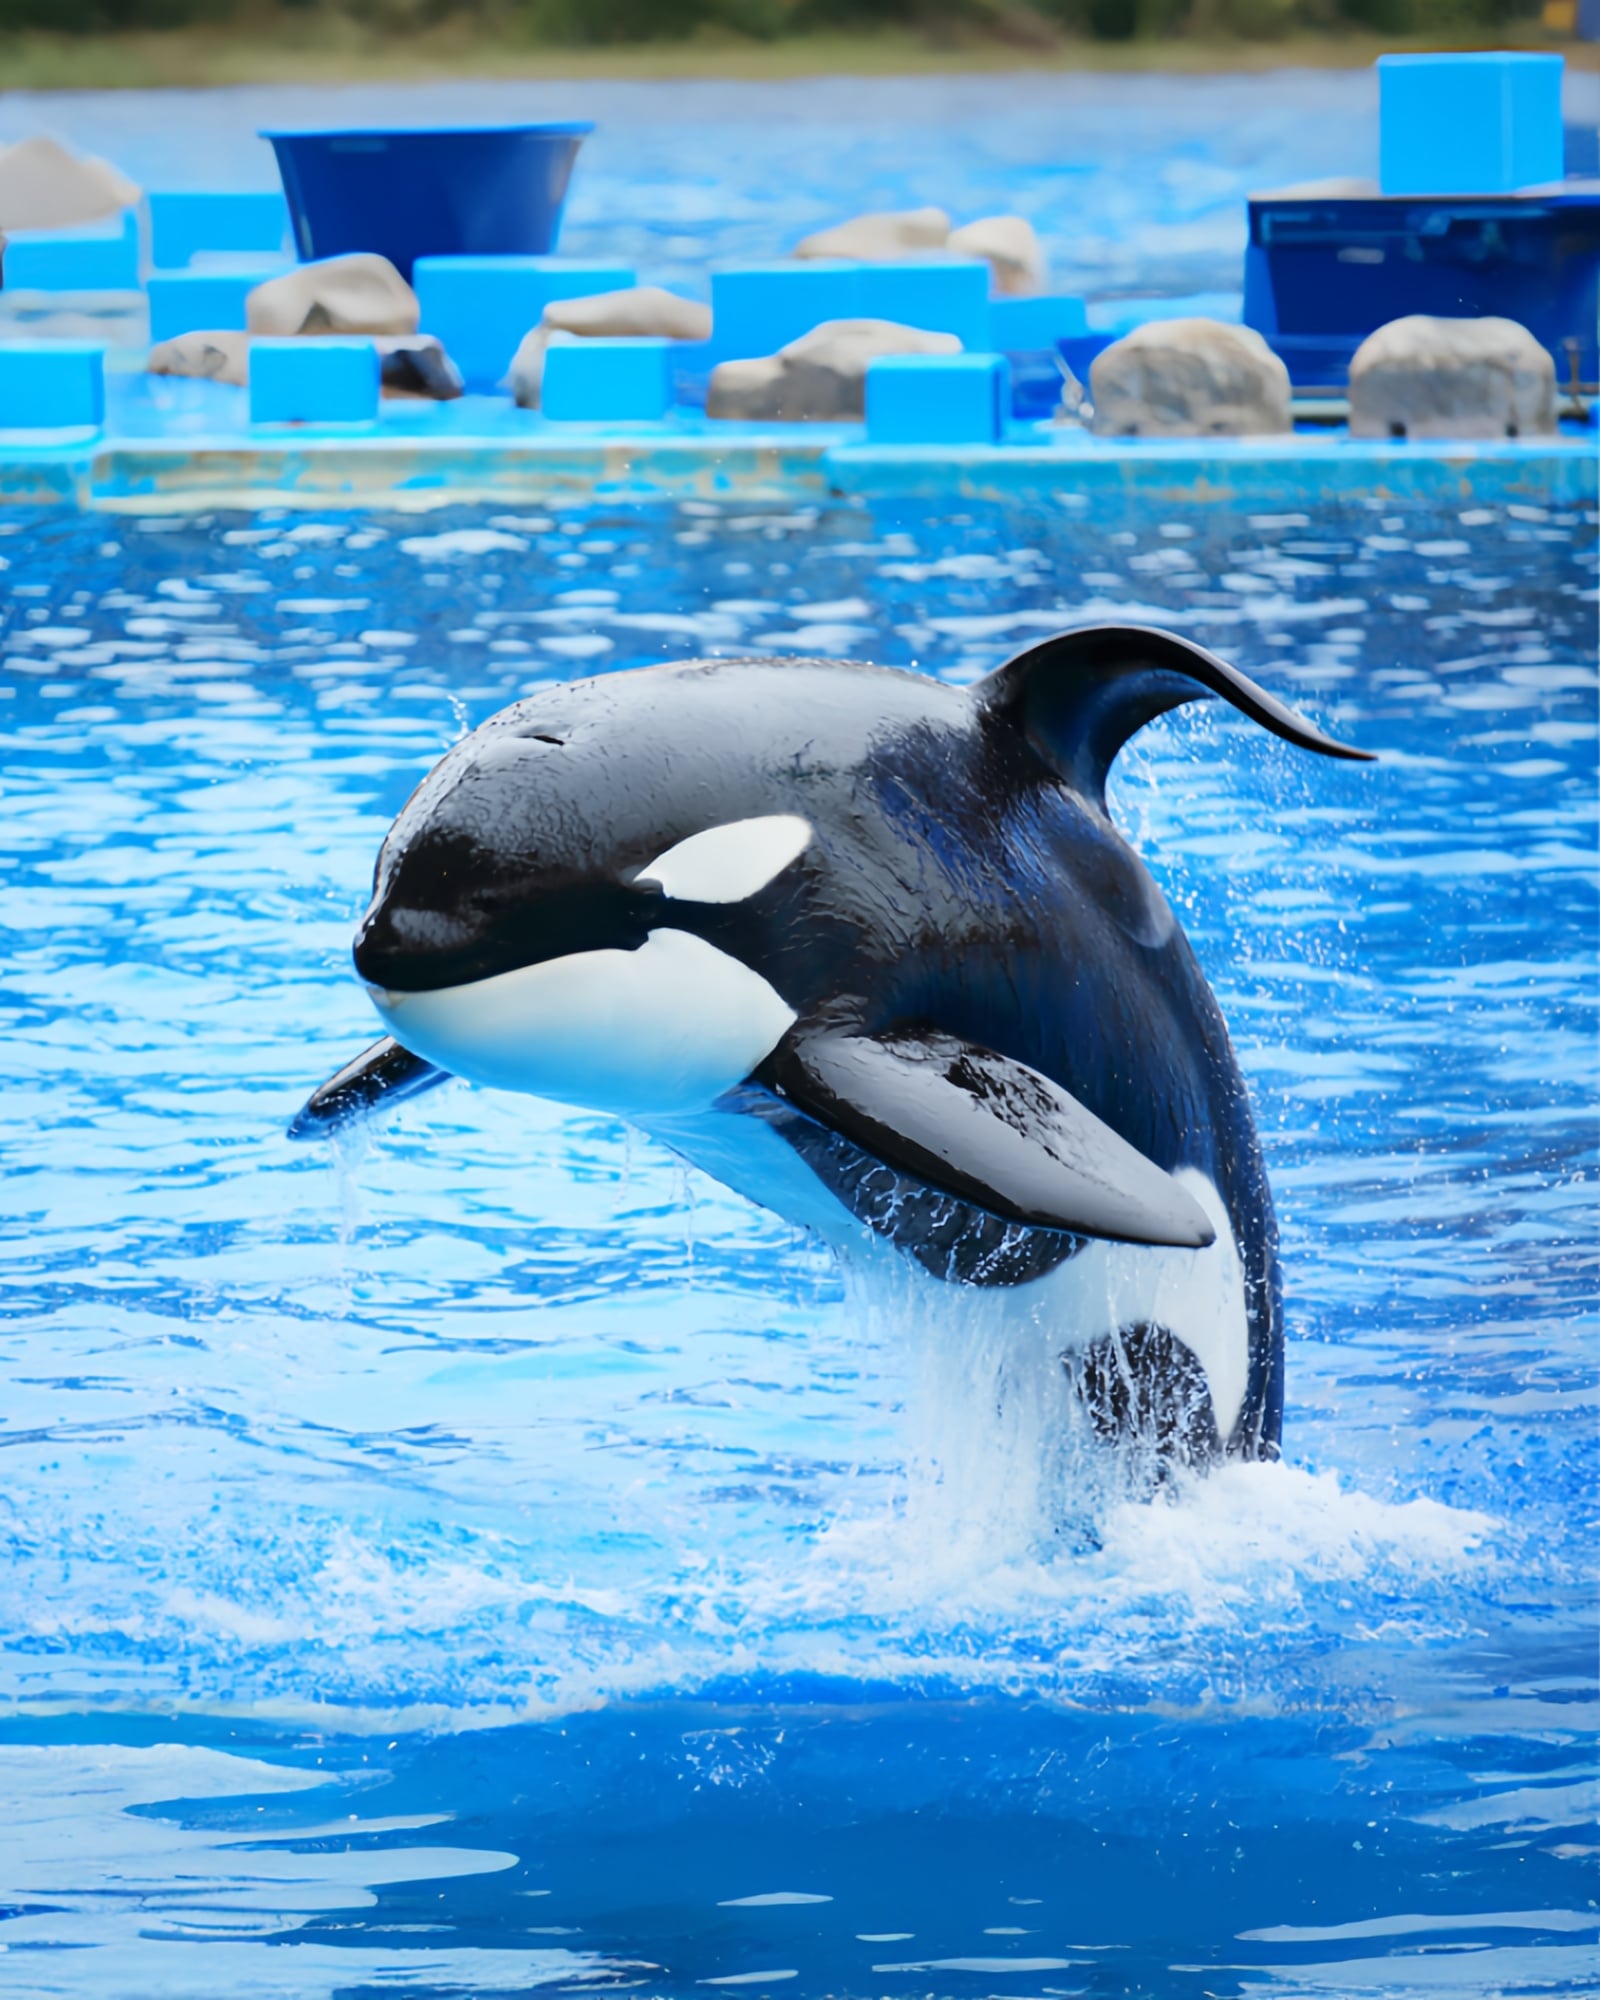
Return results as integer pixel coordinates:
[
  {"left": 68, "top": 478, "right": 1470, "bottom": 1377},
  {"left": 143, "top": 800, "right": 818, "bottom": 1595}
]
[
  {"left": 793, "top": 207, "right": 951, "bottom": 262},
  {"left": 508, "top": 286, "right": 711, "bottom": 407},
  {"left": 707, "top": 317, "right": 961, "bottom": 422},
  {"left": 148, "top": 328, "right": 461, "bottom": 401},
  {"left": 246, "top": 254, "right": 419, "bottom": 338},
  {"left": 1089, "top": 318, "right": 1291, "bottom": 437},
  {"left": 0, "top": 135, "right": 137, "bottom": 233},
  {"left": 148, "top": 328, "right": 250, "bottom": 388},
  {"left": 1348, "top": 314, "right": 1556, "bottom": 441},
  {"left": 947, "top": 215, "right": 1046, "bottom": 296}
]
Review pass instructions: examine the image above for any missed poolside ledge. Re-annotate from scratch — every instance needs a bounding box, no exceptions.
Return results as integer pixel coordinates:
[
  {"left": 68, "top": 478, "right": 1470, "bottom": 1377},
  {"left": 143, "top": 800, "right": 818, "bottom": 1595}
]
[{"left": 0, "top": 398, "right": 1590, "bottom": 514}]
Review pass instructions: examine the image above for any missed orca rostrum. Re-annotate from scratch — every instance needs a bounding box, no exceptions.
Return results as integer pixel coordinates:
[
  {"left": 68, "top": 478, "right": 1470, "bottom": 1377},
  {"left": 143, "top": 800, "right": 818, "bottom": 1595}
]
[{"left": 292, "top": 626, "right": 1371, "bottom": 1464}]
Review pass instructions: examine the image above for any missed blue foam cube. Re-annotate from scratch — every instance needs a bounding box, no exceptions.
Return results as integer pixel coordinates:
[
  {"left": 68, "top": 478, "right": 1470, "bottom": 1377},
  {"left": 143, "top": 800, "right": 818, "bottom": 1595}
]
[
  {"left": 989, "top": 294, "right": 1090, "bottom": 350},
  {"left": 541, "top": 338, "right": 673, "bottom": 421},
  {"left": 1378, "top": 53, "right": 1565, "bottom": 196},
  {"left": 3, "top": 210, "right": 139, "bottom": 292},
  {"left": 0, "top": 343, "right": 106, "bottom": 429},
  {"left": 711, "top": 259, "right": 991, "bottom": 360},
  {"left": 148, "top": 190, "right": 291, "bottom": 269},
  {"left": 413, "top": 256, "right": 636, "bottom": 390},
  {"left": 250, "top": 338, "right": 380, "bottom": 424},
  {"left": 865, "top": 352, "right": 1009, "bottom": 445},
  {"left": 148, "top": 266, "right": 289, "bottom": 343}
]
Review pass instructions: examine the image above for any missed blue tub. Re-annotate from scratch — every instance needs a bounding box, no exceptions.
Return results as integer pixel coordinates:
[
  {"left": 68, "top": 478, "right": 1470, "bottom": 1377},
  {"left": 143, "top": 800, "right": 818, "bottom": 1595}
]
[{"left": 261, "top": 123, "right": 593, "bottom": 281}]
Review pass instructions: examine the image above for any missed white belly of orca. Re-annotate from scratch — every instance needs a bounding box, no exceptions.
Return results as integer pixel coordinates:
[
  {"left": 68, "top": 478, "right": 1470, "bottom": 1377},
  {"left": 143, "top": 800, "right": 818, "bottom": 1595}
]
[
  {"left": 369, "top": 929, "right": 796, "bottom": 1120},
  {"left": 648, "top": 1103, "right": 1250, "bottom": 1442}
]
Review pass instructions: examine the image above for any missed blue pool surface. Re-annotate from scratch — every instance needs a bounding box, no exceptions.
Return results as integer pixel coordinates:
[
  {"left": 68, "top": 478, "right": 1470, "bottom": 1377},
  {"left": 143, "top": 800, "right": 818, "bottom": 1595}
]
[{"left": 0, "top": 488, "right": 1595, "bottom": 1995}]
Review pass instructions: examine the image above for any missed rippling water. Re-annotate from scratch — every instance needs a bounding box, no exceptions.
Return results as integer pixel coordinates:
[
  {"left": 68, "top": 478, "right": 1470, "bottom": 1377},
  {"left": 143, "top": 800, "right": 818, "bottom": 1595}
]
[{"left": 0, "top": 492, "right": 1594, "bottom": 1996}]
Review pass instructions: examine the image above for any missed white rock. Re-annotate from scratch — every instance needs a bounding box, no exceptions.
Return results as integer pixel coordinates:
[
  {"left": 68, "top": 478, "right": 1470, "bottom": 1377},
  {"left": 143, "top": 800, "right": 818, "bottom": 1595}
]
[
  {"left": 148, "top": 329, "right": 250, "bottom": 388},
  {"left": 0, "top": 135, "right": 138, "bottom": 233},
  {"left": 1089, "top": 318, "right": 1291, "bottom": 437},
  {"left": 793, "top": 207, "right": 951, "bottom": 262},
  {"left": 707, "top": 317, "right": 960, "bottom": 422},
  {"left": 1348, "top": 314, "right": 1556, "bottom": 441},
  {"left": 246, "top": 254, "right": 419, "bottom": 338},
  {"left": 948, "top": 215, "right": 1046, "bottom": 296},
  {"left": 508, "top": 286, "right": 711, "bottom": 407}
]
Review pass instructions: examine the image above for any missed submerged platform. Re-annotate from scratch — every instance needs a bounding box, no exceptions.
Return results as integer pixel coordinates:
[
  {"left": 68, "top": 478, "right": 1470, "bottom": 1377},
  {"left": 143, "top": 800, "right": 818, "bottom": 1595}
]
[{"left": 0, "top": 368, "right": 1592, "bottom": 513}]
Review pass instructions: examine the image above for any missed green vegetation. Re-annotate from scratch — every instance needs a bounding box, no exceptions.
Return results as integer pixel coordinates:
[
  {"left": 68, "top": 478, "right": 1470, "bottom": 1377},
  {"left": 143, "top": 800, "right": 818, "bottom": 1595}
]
[{"left": 0, "top": 0, "right": 1582, "bottom": 90}]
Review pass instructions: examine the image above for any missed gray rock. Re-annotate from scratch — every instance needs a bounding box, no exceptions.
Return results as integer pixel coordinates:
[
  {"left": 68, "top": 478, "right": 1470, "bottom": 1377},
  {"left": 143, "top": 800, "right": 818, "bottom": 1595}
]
[
  {"left": 148, "top": 328, "right": 250, "bottom": 387},
  {"left": 0, "top": 136, "right": 137, "bottom": 233},
  {"left": 1348, "top": 314, "right": 1556, "bottom": 441},
  {"left": 947, "top": 215, "right": 1046, "bottom": 296},
  {"left": 508, "top": 286, "right": 711, "bottom": 407},
  {"left": 1089, "top": 318, "right": 1291, "bottom": 437},
  {"left": 707, "top": 317, "right": 961, "bottom": 422},
  {"left": 246, "top": 254, "right": 419, "bottom": 338},
  {"left": 793, "top": 207, "right": 951, "bottom": 262}
]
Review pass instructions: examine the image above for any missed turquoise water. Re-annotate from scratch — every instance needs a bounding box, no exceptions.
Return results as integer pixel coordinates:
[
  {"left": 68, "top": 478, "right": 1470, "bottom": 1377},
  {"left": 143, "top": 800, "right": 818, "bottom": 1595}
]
[{"left": 0, "top": 489, "right": 1594, "bottom": 1995}]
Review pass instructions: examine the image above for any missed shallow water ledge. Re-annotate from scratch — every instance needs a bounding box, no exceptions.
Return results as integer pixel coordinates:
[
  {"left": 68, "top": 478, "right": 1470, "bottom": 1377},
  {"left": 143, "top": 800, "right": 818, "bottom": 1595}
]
[{"left": 0, "top": 411, "right": 1590, "bottom": 514}]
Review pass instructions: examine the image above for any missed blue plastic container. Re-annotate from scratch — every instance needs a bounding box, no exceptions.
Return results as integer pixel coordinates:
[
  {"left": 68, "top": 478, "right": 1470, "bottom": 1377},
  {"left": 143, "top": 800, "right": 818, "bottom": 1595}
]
[
  {"left": 1378, "top": 53, "right": 1564, "bottom": 197},
  {"left": 866, "top": 352, "right": 1010, "bottom": 445},
  {"left": 1245, "top": 185, "right": 1600, "bottom": 391},
  {"left": 262, "top": 125, "right": 593, "bottom": 282},
  {"left": 3, "top": 212, "right": 139, "bottom": 293},
  {"left": 250, "top": 338, "right": 380, "bottom": 425},
  {"left": 710, "top": 260, "right": 990, "bottom": 360},
  {"left": 0, "top": 343, "right": 106, "bottom": 428},
  {"left": 414, "top": 256, "right": 635, "bottom": 390},
  {"left": 149, "top": 191, "right": 291, "bottom": 271},
  {"left": 542, "top": 338, "right": 674, "bottom": 422}
]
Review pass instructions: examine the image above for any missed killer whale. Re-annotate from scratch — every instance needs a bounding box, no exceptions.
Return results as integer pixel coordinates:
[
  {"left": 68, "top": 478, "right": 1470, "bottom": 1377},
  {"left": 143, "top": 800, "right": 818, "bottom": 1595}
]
[{"left": 291, "top": 626, "right": 1371, "bottom": 1461}]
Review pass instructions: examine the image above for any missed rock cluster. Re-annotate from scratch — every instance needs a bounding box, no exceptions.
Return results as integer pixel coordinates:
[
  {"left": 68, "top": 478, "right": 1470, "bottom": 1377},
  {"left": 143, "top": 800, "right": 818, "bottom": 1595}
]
[
  {"left": 1347, "top": 315, "right": 1556, "bottom": 440},
  {"left": 148, "top": 328, "right": 462, "bottom": 401},
  {"left": 1089, "top": 319, "right": 1291, "bottom": 437},
  {"left": 707, "top": 318, "right": 960, "bottom": 421},
  {"left": 792, "top": 206, "right": 1045, "bottom": 295},
  {"left": 508, "top": 286, "right": 711, "bottom": 407},
  {"left": 0, "top": 136, "right": 137, "bottom": 233}
]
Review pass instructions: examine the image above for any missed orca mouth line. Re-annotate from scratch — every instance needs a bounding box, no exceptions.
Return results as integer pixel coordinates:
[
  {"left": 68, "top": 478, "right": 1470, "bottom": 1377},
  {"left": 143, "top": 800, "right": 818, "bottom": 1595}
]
[{"left": 352, "top": 880, "right": 662, "bottom": 993}]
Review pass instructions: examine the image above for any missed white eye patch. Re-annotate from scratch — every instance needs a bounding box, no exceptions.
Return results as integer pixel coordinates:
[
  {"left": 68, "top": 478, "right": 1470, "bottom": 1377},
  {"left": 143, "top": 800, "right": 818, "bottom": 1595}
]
[{"left": 637, "top": 813, "right": 812, "bottom": 904}]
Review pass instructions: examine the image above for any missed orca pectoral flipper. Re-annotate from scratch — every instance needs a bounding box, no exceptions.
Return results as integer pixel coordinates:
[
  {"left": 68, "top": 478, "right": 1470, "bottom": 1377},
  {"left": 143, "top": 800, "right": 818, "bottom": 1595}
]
[
  {"left": 288, "top": 1037, "right": 447, "bottom": 1141},
  {"left": 763, "top": 1025, "right": 1215, "bottom": 1249}
]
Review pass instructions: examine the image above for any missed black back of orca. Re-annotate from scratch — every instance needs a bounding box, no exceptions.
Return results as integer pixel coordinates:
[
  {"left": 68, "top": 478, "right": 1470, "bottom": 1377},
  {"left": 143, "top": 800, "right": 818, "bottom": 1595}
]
[{"left": 294, "top": 627, "right": 1373, "bottom": 1462}]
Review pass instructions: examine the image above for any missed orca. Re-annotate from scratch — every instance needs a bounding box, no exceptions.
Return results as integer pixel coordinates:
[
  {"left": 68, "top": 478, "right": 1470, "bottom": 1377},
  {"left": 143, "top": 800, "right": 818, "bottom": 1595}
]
[{"left": 291, "top": 627, "right": 1371, "bottom": 1463}]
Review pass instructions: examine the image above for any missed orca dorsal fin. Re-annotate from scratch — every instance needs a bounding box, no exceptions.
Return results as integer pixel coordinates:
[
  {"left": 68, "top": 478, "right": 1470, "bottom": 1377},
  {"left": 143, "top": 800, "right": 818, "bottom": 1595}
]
[{"left": 975, "top": 624, "right": 1373, "bottom": 806}]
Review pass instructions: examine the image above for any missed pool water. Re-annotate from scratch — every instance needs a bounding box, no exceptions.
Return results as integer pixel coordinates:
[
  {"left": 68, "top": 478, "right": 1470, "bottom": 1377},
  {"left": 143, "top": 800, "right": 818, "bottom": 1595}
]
[{"left": 0, "top": 492, "right": 1594, "bottom": 1997}]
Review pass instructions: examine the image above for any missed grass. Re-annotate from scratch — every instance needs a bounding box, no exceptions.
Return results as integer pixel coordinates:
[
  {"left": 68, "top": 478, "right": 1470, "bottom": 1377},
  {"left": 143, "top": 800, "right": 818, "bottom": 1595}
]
[{"left": 0, "top": 18, "right": 1591, "bottom": 90}]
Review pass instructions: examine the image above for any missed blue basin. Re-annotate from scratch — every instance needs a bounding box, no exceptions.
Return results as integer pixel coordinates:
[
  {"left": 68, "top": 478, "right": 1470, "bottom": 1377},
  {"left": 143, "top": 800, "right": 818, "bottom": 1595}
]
[{"left": 261, "top": 123, "right": 594, "bottom": 281}]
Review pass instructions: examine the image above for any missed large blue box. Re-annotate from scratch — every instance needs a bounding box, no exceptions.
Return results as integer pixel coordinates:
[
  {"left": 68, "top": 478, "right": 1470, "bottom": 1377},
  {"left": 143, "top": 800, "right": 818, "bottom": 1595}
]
[
  {"left": 711, "top": 259, "right": 991, "bottom": 360},
  {"left": 0, "top": 343, "right": 106, "bottom": 428},
  {"left": 541, "top": 338, "right": 673, "bottom": 421},
  {"left": 989, "top": 294, "right": 1089, "bottom": 349},
  {"left": 413, "top": 255, "right": 635, "bottom": 390},
  {"left": 3, "top": 211, "right": 139, "bottom": 292},
  {"left": 865, "top": 352, "right": 1009, "bottom": 445},
  {"left": 148, "top": 190, "right": 291, "bottom": 270},
  {"left": 148, "top": 267, "right": 289, "bottom": 343},
  {"left": 249, "top": 338, "right": 380, "bottom": 424},
  {"left": 1378, "top": 53, "right": 1565, "bottom": 197}
]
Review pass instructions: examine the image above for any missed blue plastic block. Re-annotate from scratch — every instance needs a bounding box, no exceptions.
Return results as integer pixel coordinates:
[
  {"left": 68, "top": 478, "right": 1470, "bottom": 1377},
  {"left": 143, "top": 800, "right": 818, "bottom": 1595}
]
[
  {"left": 712, "top": 259, "right": 990, "bottom": 359},
  {"left": 249, "top": 338, "right": 380, "bottom": 424},
  {"left": 865, "top": 352, "right": 1009, "bottom": 445},
  {"left": 1378, "top": 53, "right": 1565, "bottom": 196},
  {"left": 989, "top": 294, "right": 1089, "bottom": 349},
  {"left": 414, "top": 255, "right": 635, "bottom": 390},
  {"left": 3, "top": 210, "right": 138, "bottom": 292},
  {"left": 0, "top": 343, "right": 106, "bottom": 428},
  {"left": 542, "top": 338, "right": 673, "bottom": 421},
  {"left": 148, "top": 190, "right": 290, "bottom": 269},
  {"left": 147, "top": 267, "right": 288, "bottom": 344}
]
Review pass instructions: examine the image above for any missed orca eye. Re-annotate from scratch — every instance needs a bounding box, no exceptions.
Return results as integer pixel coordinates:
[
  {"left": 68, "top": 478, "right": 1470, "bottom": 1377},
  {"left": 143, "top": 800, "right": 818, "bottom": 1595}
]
[{"left": 636, "top": 815, "right": 812, "bottom": 904}]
